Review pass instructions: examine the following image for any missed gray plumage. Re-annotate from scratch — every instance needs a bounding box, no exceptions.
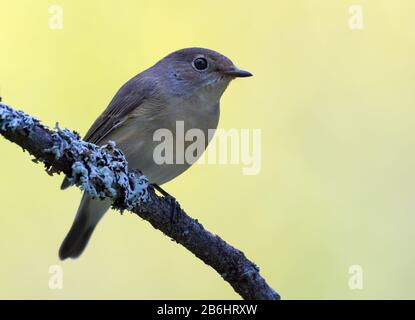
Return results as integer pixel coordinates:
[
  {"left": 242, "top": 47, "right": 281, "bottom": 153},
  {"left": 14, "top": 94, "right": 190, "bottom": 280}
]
[{"left": 59, "top": 47, "right": 252, "bottom": 260}]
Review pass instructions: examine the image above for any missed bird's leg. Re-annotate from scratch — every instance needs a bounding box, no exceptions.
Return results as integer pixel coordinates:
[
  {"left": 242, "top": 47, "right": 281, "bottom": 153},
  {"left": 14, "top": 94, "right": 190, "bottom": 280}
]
[
  {"left": 150, "top": 184, "right": 181, "bottom": 225},
  {"left": 151, "top": 183, "right": 169, "bottom": 197}
]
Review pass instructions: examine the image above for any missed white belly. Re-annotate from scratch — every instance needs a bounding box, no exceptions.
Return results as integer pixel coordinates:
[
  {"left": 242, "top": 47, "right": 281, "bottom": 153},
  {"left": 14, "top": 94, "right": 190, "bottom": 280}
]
[{"left": 105, "top": 100, "right": 220, "bottom": 185}]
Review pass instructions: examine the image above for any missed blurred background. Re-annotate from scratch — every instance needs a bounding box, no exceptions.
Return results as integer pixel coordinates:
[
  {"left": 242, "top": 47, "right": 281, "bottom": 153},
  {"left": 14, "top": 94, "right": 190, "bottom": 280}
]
[{"left": 0, "top": 0, "right": 415, "bottom": 299}]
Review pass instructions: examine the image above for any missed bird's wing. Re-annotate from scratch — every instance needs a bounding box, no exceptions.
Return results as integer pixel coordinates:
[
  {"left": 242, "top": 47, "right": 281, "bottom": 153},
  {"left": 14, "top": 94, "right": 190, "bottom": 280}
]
[
  {"left": 84, "top": 75, "right": 157, "bottom": 145},
  {"left": 61, "top": 75, "right": 157, "bottom": 190}
]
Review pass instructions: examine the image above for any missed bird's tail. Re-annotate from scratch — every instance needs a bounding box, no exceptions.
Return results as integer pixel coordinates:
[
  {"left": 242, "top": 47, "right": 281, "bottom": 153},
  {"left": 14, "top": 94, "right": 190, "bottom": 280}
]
[{"left": 59, "top": 193, "right": 111, "bottom": 260}]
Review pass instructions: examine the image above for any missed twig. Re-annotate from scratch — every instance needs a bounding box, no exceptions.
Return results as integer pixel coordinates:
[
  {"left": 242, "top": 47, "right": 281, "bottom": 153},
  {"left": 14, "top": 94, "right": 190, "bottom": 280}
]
[{"left": 0, "top": 102, "right": 280, "bottom": 300}]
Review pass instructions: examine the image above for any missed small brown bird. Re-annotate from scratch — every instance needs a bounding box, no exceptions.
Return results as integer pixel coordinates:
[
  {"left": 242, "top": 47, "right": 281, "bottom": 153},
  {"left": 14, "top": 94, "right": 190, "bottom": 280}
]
[{"left": 59, "top": 47, "right": 252, "bottom": 260}]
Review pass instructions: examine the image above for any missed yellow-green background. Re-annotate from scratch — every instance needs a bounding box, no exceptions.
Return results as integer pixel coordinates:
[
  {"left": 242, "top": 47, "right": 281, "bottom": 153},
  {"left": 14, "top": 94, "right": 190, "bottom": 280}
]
[{"left": 0, "top": 0, "right": 414, "bottom": 299}]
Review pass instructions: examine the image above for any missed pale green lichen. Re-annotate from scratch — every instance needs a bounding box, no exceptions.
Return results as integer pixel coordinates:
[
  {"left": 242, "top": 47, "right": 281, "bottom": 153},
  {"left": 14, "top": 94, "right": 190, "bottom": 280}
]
[
  {"left": 48, "top": 124, "right": 149, "bottom": 209},
  {"left": 0, "top": 102, "right": 38, "bottom": 135},
  {"left": 0, "top": 102, "right": 149, "bottom": 210}
]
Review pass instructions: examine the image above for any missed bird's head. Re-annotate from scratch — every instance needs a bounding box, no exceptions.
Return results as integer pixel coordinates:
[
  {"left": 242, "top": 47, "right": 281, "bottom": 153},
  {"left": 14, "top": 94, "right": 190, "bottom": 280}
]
[{"left": 154, "top": 47, "right": 252, "bottom": 100}]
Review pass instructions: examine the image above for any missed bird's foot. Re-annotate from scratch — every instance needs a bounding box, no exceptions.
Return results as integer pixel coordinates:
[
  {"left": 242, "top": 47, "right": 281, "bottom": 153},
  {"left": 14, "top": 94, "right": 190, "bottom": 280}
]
[
  {"left": 165, "top": 194, "right": 181, "bottom": 226},
  {"left": 150, "top": 184, "right": 181, "bottom": 225}
]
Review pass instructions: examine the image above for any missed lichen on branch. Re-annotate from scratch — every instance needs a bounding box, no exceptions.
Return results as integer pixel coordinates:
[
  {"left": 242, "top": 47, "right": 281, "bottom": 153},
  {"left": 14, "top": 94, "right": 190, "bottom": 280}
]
[
  {"left": 46, "top": 124, "right": 149, "bottom": 210},
  {"left": 0, "top": 102, "right": 148, "bottom": 210}
]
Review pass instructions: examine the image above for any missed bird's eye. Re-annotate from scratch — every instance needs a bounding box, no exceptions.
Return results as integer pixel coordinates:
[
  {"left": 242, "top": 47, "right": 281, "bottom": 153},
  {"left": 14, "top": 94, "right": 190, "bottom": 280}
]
[{"left": 192, "top": 57, "right": 208, "bottom": 71}]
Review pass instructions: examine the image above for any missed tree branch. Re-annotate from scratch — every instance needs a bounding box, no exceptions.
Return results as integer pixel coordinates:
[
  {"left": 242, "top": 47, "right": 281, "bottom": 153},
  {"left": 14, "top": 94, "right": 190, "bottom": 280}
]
[{"left": 0, "top": 102, "right": 280, "bottom": 300}]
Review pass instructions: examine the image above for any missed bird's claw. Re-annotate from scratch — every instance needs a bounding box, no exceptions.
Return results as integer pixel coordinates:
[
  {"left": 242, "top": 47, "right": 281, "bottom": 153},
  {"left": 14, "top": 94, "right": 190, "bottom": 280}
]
[{"left": 165, "top": 194, "right": 180, "bottom": 226}]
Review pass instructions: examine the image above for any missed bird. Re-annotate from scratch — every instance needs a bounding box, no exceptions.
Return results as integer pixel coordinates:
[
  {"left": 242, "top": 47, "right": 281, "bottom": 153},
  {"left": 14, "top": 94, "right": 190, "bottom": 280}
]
[{"left": 59, "top": 47, "right": 252, "bottom": 260}]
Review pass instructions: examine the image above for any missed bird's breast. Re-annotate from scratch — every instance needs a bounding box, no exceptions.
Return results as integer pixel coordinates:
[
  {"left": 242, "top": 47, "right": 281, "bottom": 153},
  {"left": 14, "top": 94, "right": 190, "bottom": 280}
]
[{"left": 108, "top": 97, "right": 220, "bottom": 184}]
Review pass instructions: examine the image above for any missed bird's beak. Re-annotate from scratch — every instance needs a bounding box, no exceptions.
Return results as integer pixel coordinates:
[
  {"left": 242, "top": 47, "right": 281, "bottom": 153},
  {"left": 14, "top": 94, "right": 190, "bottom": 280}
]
[{"left": 222, "top": 67, "right": 253, "bottom": 78}]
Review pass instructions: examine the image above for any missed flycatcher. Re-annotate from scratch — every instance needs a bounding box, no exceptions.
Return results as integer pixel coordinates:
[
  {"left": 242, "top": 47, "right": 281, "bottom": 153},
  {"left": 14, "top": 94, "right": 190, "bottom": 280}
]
[{"left": 59, "top": 47, "right": 252, "bottom": 260}]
